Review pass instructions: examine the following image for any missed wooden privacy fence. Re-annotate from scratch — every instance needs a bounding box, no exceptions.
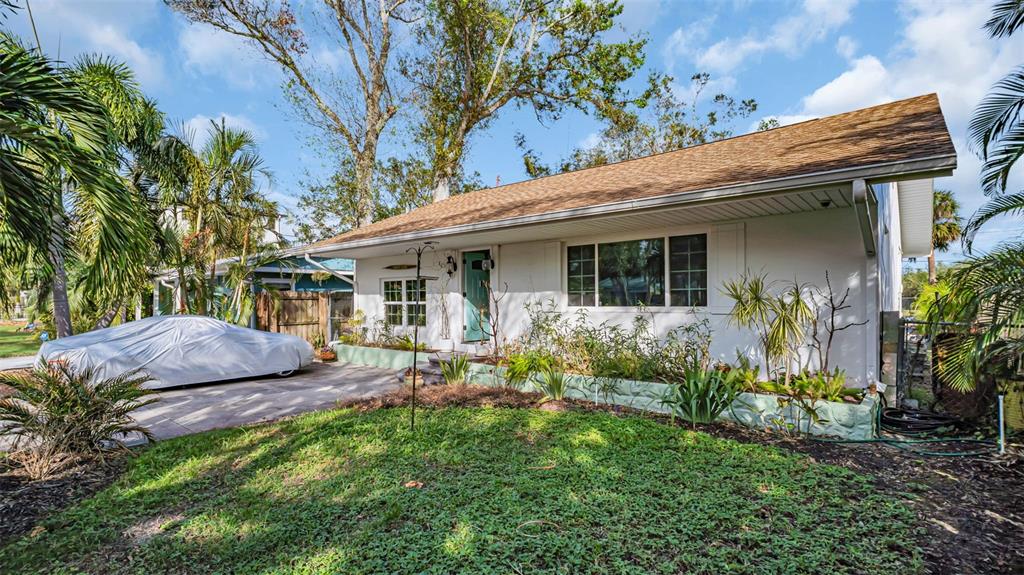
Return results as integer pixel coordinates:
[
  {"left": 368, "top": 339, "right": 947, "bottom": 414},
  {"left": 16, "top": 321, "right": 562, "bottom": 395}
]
[{"left": 255, "top": 291, "right": 329, "bottom": 343}]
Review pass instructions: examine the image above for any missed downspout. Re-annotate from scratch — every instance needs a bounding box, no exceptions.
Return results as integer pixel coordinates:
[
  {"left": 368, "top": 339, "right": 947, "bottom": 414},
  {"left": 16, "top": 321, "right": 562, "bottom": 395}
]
[{"left": 852, "top": 179, "right": 877, "bottom": 257}]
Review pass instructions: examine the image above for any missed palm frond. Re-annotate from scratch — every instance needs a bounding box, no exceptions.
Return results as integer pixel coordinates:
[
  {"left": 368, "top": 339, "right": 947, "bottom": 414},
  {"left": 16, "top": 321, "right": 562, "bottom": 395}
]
[
  {"left": 962, "top": 191, "right": 1024, "bottom": 251},
  {"left": 986, "top": 0, "right": 1024, "bottom": 38},
  {"left": 969, "top": 67, "right": 1024, "bottom": 194}
]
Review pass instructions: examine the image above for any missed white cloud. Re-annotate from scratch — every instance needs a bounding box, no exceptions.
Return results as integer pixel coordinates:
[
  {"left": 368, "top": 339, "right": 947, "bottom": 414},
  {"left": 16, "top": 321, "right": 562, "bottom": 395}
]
[
  {"left": 179, "top": 24, "right": 270, "bottom": 89},
  {"left": 835, "top": 35, "right": 858, "bottom": 60},
  {"left": 772, "top": 0, "right": 1024, "bottom": 253},
  {"left": 6, "top": 0, "right": 166, "bottom": 88},
  {"left": 617, "top": 0, "right": 667, "bottom": 36},
  {"left": 184, "top": 113, "right": 267, "bottom": 149},
  {"left": 662, "top": 17, "right": 715, "bottom": 71},
  {"left": 692, "top": 0, "right": 857, "bottom": 74}
]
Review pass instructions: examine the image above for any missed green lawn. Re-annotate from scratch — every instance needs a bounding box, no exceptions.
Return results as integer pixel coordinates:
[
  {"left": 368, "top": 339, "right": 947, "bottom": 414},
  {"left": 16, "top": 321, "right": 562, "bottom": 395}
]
[
  {"left": 0, "top": 323, "right": 39, "bottom": 358},
  {"left": 1, "top": 408, "right": 921, "bottom": 574}
]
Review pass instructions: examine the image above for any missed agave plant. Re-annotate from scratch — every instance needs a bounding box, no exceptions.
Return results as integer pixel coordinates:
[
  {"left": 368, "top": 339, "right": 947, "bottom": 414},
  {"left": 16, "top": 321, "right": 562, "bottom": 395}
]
[
  {"left": 0, "top": 362, "right": 157, "bottom": 478},
  {"left": 439, "top": 353, "right": 471, "bottom": 386},
  {"left": 535, "top": 362, "right": 572, "bottom": 402},
  {"left": 658, "top": 368, "right": 742, "bottom": 426}
]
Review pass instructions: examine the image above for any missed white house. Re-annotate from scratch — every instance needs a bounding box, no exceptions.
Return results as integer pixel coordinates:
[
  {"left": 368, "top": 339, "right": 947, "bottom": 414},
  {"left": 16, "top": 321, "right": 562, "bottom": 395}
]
[{"left": 297, "top": 94, "right": 956, "bottom": 386}]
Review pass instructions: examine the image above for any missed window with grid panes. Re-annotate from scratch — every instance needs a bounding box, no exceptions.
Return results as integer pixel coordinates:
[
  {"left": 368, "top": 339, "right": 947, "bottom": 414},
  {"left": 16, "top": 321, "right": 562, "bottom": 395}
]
[
  {"left": 383, "top": 279, "right": 426, "bottom": 326},
  {"left": 668, "top": 234, "right": 707, "bottom": 306},
  {"left": 566, "top": 244, "right": 596, "bottom": 306}
]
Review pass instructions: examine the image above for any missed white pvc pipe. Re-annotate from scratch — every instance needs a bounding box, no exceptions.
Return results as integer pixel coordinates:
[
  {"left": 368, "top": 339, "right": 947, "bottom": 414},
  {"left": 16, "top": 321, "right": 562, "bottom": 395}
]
[{"left": 998, "top": 394, "right": 1006, "bottom": 455}]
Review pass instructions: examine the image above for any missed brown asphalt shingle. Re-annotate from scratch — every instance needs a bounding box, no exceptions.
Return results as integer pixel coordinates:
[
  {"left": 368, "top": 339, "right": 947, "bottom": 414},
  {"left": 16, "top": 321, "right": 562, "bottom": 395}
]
[{"left": 312, "top": 93, "right": 955, "bottom": 248}]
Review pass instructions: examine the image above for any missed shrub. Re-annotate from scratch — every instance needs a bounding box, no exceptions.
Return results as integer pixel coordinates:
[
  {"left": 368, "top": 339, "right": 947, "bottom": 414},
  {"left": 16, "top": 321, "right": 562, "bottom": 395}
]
[
  {"left": 0, "top": 362, "right": 157, "bottom": 479},
  {"left": 503, "top": 350, "right": 553, "bottom": 390},
  {"left": 439, "top": 354, "right": 470, "bottom": 386},
  {"left": 535, "top": 361, "right": 573, "bottom": 402},
  {"left": 658, "top": 368, "right": 742, "bottom": 425}
]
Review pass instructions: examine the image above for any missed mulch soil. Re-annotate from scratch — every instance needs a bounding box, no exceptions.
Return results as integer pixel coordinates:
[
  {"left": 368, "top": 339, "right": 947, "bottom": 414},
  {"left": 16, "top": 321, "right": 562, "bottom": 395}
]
[
  {"left": 3, "top": 384, "right": 1021, "bottom": 574},
  {"left": 0, "top": 457, "right": 126, "bottom": 547}
]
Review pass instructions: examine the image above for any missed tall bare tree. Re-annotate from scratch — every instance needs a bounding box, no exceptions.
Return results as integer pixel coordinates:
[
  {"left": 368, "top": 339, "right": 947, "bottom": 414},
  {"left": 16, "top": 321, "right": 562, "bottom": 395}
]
[
  {"left": 403, "top": 0, "right": 645, "bottom": 201},
  {"left": 168, "top": 0, "right": 414, "bottom": 227}
]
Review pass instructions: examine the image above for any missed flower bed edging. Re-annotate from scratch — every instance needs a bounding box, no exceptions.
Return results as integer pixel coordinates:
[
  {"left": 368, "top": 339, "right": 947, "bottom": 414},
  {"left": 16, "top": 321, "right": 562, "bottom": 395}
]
[
  {"left": 333, "top": 344, "right": 418, "bottom": 370},
  {"left": 467, "top": 363, "right": 878, "bottom": 440}
]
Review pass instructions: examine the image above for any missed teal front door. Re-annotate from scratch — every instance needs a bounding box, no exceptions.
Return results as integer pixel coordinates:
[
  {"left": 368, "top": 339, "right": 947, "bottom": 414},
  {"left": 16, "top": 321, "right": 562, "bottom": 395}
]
[{"left": 463, "top": 250, "right": 491, "bottom": 342}]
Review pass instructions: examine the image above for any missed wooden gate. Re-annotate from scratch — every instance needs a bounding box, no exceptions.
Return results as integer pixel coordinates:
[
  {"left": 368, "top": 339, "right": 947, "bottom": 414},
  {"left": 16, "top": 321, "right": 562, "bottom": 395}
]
[{"left": 255, "top": 291, "right": 330, "bottom": 343}]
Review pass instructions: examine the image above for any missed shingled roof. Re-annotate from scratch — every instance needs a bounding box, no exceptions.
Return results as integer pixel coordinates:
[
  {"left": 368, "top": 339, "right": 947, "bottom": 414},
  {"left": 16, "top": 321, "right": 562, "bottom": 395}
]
[{"left": 311, "top": 93, "right": 955, "bottom": 249}]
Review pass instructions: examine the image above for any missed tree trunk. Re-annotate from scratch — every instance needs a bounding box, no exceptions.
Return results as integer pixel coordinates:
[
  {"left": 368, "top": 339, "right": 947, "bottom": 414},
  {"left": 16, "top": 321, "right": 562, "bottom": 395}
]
[
  {"left": 354, "top": 149, "right": 377, "bottom": 228},
  {"left": 94, "top": 303, "right": 121, "bottom": 330},
  {"left": 433, "top": 173, "right": 451, "bottom": 202},
  {"left": 928, "top": 249, "right": 937, "bottom": 284},
  {"left": 176, "top": 266, "right": 188, "bottom": 313},
  {"left": 48, "top": 212, "right": 72, "bottom": 338}
]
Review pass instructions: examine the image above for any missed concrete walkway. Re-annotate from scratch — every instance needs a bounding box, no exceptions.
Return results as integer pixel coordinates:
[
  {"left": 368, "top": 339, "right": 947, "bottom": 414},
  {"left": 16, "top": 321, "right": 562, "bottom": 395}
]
[
  {"left": 0, "top": 355, "right": 35, "bottom": 371},
  {"left": 132, "top": 363, "right": 399, "bottom": 441}
]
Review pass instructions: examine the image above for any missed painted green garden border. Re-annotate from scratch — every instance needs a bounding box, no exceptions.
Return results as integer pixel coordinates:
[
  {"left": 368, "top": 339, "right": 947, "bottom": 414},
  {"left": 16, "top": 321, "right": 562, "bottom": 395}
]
[{"left": 334, "top": 345, "right": 878, "bottom": 440}]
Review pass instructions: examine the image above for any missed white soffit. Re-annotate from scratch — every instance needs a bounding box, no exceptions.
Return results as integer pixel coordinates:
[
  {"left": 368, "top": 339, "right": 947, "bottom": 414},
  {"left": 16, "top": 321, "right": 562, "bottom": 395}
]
[{"left": 897, "top": 178, "right": 934, "bottom": 258}]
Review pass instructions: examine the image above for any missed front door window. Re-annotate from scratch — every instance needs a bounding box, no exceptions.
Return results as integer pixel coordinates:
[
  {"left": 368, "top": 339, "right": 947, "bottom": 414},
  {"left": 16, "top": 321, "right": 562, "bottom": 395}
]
[{"left": 463, "top": 250, "right": 491, "bottom": 342}]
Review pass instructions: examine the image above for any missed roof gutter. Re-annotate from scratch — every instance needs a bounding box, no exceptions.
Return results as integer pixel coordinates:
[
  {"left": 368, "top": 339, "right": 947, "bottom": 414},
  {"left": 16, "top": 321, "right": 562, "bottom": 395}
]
[
  {"left": 297, "top": 153, "right": 956, "bottom": 256},
  {"left": 303, "top": 253, "right": 355, "bottom": 283}
]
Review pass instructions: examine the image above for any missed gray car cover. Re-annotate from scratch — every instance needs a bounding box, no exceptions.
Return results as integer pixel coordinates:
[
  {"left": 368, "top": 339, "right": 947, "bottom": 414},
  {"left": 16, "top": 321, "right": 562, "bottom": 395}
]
[{"left": 37, "top": 315, "right": 314, "bottom": 388}]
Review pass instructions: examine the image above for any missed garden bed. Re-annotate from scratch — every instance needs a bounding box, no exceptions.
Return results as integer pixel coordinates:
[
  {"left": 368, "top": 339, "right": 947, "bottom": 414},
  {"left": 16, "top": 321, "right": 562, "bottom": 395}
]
[{"left": 467, "top": 362, "right": 879, "bottom": 439}]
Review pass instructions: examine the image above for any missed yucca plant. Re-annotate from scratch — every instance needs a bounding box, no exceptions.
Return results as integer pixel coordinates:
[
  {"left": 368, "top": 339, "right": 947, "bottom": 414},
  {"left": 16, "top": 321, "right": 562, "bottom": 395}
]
[
  {"left": 503, "top": 350, "right": 551, "bottom": 390},
  {"left": 658, "top": 368, "right": 742, "bottom": 426},
  {"left": 0, "top": 362, "right": 157, "bottom": 479},
  {"left": 535, "top": 361, "right": 573, "bottom": 402},
  {"left": 439, "top": 353, "right": 471, "bottom": 386}
]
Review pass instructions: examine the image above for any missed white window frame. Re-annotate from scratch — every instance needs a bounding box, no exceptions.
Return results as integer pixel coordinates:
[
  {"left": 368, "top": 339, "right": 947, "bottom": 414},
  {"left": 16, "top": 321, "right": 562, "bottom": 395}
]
[
  {"left": 382, "top": 278, "right": 427, "bottom": 327},
  {"left": 565, "top": 232, "right": 710, "bottom": 309}
]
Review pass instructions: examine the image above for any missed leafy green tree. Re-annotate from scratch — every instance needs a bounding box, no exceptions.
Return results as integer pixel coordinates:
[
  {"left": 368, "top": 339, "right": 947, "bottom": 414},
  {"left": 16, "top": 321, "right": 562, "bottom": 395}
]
[
  {"left": 519, "top": 73, "right": 757, "bottom": 176},
  {"left": 931, "top": 1, "right": 1024, "bottom": 391},
  {"left": 168, "top": 119, "right": 278, "bottom": 314},
  {"left": 168, "top": 0, "right": 414, "bottom": 228},
  {"left": 929, "top": 189, "right": 962, "bottom": 284},
  {"left": 0, "top": 33, "right": 152, "bottom": 337},
  {"left": 291, "top": 155, "right": 481, "bottom": 243},
  {"left": 403, "top": 0, "right": 646, "bottom": 200}
]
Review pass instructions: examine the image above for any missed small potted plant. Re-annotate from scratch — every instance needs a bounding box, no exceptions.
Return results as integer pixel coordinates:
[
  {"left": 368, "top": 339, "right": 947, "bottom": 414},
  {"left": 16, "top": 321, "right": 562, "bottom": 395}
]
[{"left": 311, "top": 332, "right": 336, "bottom": 362}]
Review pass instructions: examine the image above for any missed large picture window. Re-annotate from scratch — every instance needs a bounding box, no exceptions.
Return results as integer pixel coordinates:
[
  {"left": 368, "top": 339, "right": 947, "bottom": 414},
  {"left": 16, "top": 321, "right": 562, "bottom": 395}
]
[
  {"left": 383, "top": 279, "right": 426, "bottom": 326},
  {"left": 567, "top": 233, "right": 707, "bottom": 308},
  {"left": 669, "top": 234, "right": 708, "bottom": 307},
  {"left": 598, "top": 239, "right": 664, "bottom": 306}
]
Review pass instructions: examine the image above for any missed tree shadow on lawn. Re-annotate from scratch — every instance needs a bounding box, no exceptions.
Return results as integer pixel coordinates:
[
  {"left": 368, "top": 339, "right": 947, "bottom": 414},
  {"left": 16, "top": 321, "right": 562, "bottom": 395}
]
[{"left": 0, "top": 407, "right": 921, "bottom": 575}]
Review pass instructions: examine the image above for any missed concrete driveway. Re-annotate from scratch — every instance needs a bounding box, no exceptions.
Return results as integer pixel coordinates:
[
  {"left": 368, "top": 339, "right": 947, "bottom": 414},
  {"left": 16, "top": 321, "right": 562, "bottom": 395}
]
[{"left": 132, "top": 363, "right": 399, "bottom": 441}]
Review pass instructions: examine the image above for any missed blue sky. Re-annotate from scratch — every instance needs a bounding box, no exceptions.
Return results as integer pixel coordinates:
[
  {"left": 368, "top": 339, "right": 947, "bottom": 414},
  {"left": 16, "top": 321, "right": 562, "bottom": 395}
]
[{"left": 10, "top": 0, "right": 1024, "bottom": 263}]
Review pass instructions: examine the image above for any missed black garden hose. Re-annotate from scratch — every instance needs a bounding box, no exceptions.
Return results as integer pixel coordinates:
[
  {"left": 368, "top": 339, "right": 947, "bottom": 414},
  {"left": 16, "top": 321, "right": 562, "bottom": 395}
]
[{"left": 881, "top": 407, "right": 961, "bottom": 435}]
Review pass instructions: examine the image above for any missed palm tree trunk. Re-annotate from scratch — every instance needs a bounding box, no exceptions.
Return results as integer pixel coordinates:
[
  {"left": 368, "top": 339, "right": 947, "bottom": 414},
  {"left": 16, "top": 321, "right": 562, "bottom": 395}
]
[
  {"left": 49, "top": 213, "right": 72, "bottom": 338},
  {"left": 928, "top": 249, "right": 938, "bottom": 284},
  {"left": 94, "top": 303, "right": 121, "bottom": 330}
]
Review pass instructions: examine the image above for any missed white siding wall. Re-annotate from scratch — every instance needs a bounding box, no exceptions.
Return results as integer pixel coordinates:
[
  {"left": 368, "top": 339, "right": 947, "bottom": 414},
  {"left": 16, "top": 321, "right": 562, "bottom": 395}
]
[
  {"left": 877, "top": 182, "right": 904, "bottom": 313},
  {"left": 353, "top": 207, "right": 879, "bottom": 385}
]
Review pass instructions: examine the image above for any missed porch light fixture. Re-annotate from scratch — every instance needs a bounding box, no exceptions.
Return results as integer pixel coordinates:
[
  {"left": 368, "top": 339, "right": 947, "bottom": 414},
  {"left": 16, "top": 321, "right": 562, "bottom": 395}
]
[{"left": 445, "top": 255, "right": 458, "bottom": 278}]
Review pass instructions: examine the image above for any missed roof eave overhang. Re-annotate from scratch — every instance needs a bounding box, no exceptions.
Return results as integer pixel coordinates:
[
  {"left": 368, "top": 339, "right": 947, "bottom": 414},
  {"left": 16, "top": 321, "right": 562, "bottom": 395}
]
[{"left": 298, "top": 153, "right": 957, "bottom": 257}]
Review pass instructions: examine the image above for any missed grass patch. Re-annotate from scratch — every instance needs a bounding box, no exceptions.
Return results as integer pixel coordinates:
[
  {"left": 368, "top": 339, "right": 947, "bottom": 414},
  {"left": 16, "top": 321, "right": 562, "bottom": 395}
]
[
  {"left": 0, "top": 408, "right": 921, "bottom": 574},
  {"left": 0, "top": 324, "right": 40, "bottom": 359}
]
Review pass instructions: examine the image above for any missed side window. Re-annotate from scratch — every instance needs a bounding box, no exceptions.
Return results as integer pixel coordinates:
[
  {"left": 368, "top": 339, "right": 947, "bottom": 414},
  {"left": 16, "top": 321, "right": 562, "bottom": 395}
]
[
  {"left": 668, "top": 234, "right": 708, "bottom": 307},
  {"left": 567, "top": 245, "right": 596, "bottom": 306}
]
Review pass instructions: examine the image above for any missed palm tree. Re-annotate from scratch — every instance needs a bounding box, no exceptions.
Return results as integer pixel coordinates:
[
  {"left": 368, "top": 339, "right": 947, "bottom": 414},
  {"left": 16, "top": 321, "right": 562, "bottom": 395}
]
[
  {"left": 168, "top": 120, "right": 277, "bottom": 314},
  {"left": 0, "top": 34, "right": 151, "bottom": 337},
  {"left": 929, "top": 189, "right": 962, "bottom": 284},
  {"left": 931, "top": 0, "right": 1024, "bottom": 391}
]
